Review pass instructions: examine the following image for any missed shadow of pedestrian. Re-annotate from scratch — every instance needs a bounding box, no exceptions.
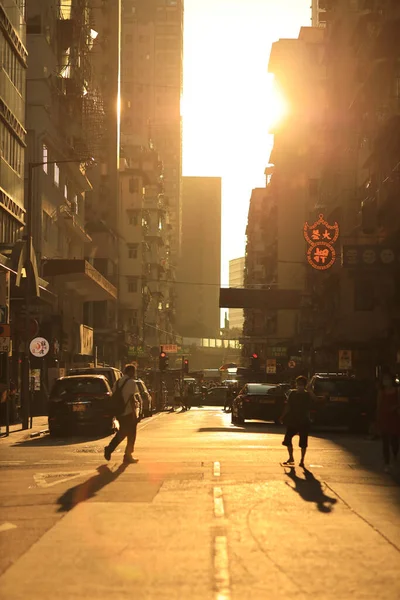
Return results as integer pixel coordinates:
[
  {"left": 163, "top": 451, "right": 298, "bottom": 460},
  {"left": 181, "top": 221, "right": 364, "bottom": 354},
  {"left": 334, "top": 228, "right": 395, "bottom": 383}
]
[
  {"left": 57, "top": 463, "right": 128, "bottom": 513},
  {"left": 285, "top": 467, "right": 338, "bottom": 513}
]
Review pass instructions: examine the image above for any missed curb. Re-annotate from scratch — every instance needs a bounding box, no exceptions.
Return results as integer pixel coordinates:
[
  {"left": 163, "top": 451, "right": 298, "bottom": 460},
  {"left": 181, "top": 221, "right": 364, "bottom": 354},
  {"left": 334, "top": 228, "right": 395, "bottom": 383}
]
[{"left": 29, "top": 428, "right": 49, "bottom": 439}]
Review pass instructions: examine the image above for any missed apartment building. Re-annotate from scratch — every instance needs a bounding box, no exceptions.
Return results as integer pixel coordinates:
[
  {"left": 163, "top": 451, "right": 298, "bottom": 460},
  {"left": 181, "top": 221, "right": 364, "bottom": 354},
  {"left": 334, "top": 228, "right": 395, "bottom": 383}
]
[
  {"left": 176, "top": 176, "right": 221, "bottom": 339},
  {"left": 121, "top": 0, "right": 183, "bottom": 263},
  {"left": 0, "top": 0, "right": 27, "bottom": 244},
  {"left": 22, "top": 0, "right": 118, "bottom": 376},
  {"left": 228, "top": 257, "right": 245, "bottom": 332},
  {"left": 118, "top": 144, "right": 175, "bottom": 362}
]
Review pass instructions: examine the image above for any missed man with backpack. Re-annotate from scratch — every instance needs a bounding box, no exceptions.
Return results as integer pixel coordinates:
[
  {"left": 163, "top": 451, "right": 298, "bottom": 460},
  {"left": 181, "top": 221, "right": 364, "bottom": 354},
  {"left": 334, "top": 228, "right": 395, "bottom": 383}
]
[{"left": 104, "top": 364, "right": 140, "bottom": 464}]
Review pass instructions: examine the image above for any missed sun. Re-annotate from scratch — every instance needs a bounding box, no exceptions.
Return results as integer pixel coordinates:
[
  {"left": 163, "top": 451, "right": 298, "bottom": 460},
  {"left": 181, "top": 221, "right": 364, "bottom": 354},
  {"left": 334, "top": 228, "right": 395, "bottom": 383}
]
[{"left": 265, "top": 75, "right": 289, "bottom": 133}]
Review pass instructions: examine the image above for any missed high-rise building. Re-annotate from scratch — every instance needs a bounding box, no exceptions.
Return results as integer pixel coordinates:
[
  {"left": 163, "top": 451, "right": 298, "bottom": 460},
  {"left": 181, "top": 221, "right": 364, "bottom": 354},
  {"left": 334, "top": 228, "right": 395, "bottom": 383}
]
[
  {"left": 311, "top": 0, "right": 328, "bottom": 27},
  {"left": 121, "top": 0, "right": 183, "bottom": 263},
  {"left": 176, "top": 177, "right": 221, "bottom": 339},
  {"left": 229, "top": 258, "right": 245, "bottom": 331},
  {"left": 0, "top": 0, "right": 27, "bottom": 243}
]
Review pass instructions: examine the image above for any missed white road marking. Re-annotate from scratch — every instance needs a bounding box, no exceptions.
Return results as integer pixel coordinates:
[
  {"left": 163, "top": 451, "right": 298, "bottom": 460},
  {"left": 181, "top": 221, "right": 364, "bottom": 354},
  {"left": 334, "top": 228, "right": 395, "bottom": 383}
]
[
  {"left": 213, "top": 487, "right": 225, "bottom": 518},
  {"left": 33, "top": 470, "right": 96, "bottom": 488},
  {"left": 213, "top": 461, "right": 221, "bottom": 477},
  {"left": 0, "top": 461, "right": 25, "bottom": 465},
  {"left": 214, "top": 535, "right": 231, "bottom": 600},
  {"left": 0, "top": 522, "right": 17, "bottom": 533}
]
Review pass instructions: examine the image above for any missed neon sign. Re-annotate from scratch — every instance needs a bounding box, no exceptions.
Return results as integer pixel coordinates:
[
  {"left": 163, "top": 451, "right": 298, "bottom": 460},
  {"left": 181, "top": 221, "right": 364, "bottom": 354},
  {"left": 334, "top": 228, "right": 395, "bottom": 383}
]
[{"left": 303, "top": 214, "right": 339, "bottom": 271}]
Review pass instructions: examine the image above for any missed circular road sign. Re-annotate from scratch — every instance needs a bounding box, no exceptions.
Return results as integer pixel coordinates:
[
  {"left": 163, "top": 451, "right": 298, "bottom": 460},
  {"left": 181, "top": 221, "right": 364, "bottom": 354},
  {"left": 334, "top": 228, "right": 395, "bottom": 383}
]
[
  {"left": 288, "top": 360, "right": 296, "bottom": 369},
  {"left": 30, "top": 337, "right": 50, "bottom": 358}
]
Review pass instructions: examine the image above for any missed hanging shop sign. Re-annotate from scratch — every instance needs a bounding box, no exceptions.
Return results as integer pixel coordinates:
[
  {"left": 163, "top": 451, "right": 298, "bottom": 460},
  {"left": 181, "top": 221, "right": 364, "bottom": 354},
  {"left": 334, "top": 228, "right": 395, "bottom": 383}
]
[
  {"left": 338, "top": 349, "right": 352, "bottom": 370},
  {"left": 30, "top": 337, "right": 50, "bottom": 357},
  {"left": 342, "top": 245, "right": 400, "bottom": 269},
  {"left": 303, "top": 214, "right": 340, "bottom": 271},
  {"left": 266, "top": 359, "right": 277, "bottom": 374}
]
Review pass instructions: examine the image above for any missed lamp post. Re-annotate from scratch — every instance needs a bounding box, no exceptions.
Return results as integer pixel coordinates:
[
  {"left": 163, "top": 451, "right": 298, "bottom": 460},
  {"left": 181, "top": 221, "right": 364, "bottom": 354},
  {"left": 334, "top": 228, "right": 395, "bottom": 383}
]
[{"left": 21, "top": 158, "right": 92, "bottom": 429}]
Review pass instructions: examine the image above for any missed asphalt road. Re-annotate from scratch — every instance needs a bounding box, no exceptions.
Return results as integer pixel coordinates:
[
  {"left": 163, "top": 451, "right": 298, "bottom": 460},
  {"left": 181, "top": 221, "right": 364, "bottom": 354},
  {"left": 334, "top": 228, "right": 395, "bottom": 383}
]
[{"left": 0, "top": 407, "right": 399, "bottom": 600}]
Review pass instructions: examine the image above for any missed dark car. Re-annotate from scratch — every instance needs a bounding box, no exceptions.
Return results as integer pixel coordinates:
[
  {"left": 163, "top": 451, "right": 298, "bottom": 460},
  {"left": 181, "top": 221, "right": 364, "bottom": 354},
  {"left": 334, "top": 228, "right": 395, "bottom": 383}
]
[
  {"left": 231, "top": 383, "right": 287, "bottom": 425},
  {"left": 309, "top": 373, "right": 371, "bottom": 431},
  {"left": 67, "top": 367, "right": 122, "bottom": 388},
  {"left": 48, "top": 375, "right": 113, "bottom": 436},
  {"left": 203, "top": 386, "right": 229, "bottom": 406},
  {"left": 136, "top": 379, "right": 152, "bottom": 418}
]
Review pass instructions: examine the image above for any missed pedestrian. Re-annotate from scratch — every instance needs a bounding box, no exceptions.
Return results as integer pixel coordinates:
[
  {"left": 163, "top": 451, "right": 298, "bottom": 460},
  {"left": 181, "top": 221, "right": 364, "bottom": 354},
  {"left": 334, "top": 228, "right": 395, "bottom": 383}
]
[
  {"left": 281, "top": 375, "right": 315, "bottom": 468},
  {"left": 377, "top": 371, "right": 400, "bottom": 473},
  {"left": 173, "top": 379, "right": 182, "bottom": 412},
  {"left": 186, "top": 382, "right": 194, "bottom": 410},
  {"left": 104, "top": 364, "right": 140, "bottom": 464}
]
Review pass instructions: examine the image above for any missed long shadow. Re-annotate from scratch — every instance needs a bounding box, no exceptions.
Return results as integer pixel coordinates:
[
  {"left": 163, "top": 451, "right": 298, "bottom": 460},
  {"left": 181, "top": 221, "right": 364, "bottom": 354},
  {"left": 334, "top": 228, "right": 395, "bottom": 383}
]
[
  {"left": 284, "top": 466, "right": 338, "bottom": 513},
  {"left": 199, "top": 422, "right": 285, "bottom": 435},
  {"left": 13, "top": 431, "right": 112, "bottom": 447},
  {"left": 57, "top": 463, "right": 128, "bottom": 513}
]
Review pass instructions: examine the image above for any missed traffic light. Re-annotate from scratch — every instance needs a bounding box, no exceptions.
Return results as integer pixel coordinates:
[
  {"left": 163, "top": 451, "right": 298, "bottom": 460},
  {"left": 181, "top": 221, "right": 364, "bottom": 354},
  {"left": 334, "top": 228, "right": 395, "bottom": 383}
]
[
  {"left": 251, "top": 353, "right": 260, "bottom": 371},
  {"left": 159, "top": 352, "right": 169, "bottom": 371},
  {"left": 183, "top": 358, "right": 189, "bottom": 374}
]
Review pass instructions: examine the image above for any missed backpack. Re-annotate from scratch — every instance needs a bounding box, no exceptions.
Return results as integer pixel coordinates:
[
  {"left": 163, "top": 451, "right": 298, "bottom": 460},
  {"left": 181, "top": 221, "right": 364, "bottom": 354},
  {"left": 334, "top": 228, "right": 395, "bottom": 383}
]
[{"left": 111, "top": 378, "right": 130, "bottom": 417}]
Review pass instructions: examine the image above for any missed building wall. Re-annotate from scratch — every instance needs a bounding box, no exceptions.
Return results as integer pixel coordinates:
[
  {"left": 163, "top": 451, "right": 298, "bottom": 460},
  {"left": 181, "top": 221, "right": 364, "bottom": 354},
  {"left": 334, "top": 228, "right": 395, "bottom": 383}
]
[
  {"left": 229, "top": 257, "right": 245, "bottom": 331},
  {"left": 176, "top": 176, "right": 221, "bottom": 339},
  {"left": 0, "top": 0, "right": 27, "bottom": 243}
]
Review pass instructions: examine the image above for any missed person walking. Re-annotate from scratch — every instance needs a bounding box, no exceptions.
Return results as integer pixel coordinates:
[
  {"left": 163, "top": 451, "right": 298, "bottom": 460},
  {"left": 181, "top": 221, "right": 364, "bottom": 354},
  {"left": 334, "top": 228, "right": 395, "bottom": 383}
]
[
  {"left": 377, "top": 372, "right": 400, "bottom": 473},
  {"left": 104, "top": 364, "right": 140, "bottom": 464},
  {"left": 281, "top": 375, "right": 315, "bottom": 468},
  {"left": 172, "top": 379, "right": 182, "bottom": 412}
]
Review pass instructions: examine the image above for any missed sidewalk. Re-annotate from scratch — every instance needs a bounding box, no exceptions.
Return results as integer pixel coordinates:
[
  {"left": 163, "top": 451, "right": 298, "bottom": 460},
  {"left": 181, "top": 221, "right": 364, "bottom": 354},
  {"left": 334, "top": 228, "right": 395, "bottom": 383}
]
[{"left": 0, "top": 416, "right": 49, "bottom": 444}]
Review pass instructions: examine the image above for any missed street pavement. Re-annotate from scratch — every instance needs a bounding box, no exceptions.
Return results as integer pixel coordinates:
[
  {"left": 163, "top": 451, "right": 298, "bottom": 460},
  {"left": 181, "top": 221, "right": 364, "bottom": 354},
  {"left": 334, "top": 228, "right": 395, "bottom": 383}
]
[{"left": 0, "top": 407, "right": 399, "bottom": 600}]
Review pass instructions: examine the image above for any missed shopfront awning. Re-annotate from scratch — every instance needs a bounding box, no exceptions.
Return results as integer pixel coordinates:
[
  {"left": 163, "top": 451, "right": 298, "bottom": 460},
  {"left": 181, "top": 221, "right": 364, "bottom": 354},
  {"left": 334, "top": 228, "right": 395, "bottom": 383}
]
[{"left": 42, "top": 259, "right": 117, "bottom": 301}]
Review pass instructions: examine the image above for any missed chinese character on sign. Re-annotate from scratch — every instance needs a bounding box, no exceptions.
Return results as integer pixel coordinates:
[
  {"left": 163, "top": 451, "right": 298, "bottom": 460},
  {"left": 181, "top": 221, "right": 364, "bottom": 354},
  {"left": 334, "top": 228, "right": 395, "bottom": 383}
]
[
  {"left": 304, "top": 214, "right": 339, "bottom": 271},
  {"left": 313, "top": 247, "right": 329, "bottom": 264}
]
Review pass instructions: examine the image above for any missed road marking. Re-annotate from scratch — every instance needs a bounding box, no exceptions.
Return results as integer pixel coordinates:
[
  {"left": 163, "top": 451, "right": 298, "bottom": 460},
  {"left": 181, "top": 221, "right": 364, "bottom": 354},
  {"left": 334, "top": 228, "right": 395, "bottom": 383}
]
[
  {"left": 213, "top": 461, "right": 221, "bottom": 477},
  {"left": 0, "top": 522, "right": 17, "bottom": 533},
  {"left": 213, "top": 487, "right": 225, "bottom": 518},
  {"left": 33, "top": 470, "right": 96, "bottom": 488},
  {"left": 0, "top": 461, "right": 25, "bottom": 465},
  {"left": 137, "top": 412, "right": 164, "bottom": 431},
  {"left": 214, "top": 535, "right": 230, "bottom": 600}
]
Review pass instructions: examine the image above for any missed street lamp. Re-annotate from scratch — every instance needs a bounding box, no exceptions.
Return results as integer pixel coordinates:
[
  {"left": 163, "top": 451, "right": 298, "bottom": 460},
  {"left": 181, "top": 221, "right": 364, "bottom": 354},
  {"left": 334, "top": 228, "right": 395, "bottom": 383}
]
[{"left": 21, "top": 158, "right": 92, "bottom": 429}]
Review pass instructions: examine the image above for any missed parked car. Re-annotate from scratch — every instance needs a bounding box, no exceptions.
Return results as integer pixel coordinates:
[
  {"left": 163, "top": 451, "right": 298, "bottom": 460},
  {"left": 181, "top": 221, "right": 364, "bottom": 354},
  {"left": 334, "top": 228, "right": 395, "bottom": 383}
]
[
  {"left": 203, "top": 386, "right": 229, "bottom": 406},
  {"left": 48, "top": 375, "right": 113, "bottom": 436},
  {"left": 136, "top": 379, "right": 152, "bottom": 418},
  {"left": 309, "top": 373, "right": 371, "bottom": 431},
  {"left": 231, "top": 383, "right": 287, "bottom": 425},
  {"left": 67, "top": 367, "right": 122, "bottom": 388}
]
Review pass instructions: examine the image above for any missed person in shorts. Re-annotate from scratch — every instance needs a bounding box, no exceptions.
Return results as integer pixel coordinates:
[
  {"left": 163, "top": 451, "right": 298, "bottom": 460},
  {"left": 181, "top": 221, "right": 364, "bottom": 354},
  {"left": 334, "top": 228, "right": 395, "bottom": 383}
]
[{"left": 281, "top": 375, "right": 315, "bottom": 468}]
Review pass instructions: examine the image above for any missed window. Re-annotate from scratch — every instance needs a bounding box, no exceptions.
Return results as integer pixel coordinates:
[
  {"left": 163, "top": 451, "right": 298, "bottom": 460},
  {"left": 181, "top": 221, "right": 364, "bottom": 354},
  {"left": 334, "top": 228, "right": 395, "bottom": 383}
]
[
  {"left": 354, "top": 278, "right": 375, "bottom": 311},
  {"left": 128, "top": 245, "right": 138, "bottom": 259},
  {"left": 127, "top": 278, "right": 138, "bottom": 293},
  {"left": 54, "top": 163, "right": 60, "bottom": 187},
  {"left": 42, "top": 145, "right": 48, "bottom": 173},
  {"left": 43, "top": 211, "right": 51, "bottom": 241},
  {"left": 0, "top": 125, "right": 23, "bottom": 174},
  {"left": 129, "top": 177, "right": 139, "bottom": 193},
  {"left": 127, "top": 210, "right": 138, "bottom": 225},
  {"left": 64, "top": 183, "right": 68, "bottom": 200}
]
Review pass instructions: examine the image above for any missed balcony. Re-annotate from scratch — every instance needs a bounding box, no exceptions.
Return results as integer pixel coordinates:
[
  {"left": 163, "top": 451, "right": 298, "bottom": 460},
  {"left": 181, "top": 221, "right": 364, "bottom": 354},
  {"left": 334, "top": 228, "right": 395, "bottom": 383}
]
[
  {"left": 42, "top": 259, "right": 117, "bottom": 301},
  {"left": 0, "top": 157, "right": 24, "bottom": 208},
  {"left": 58, "top": 204, "right": 92, "bottom": 243},
  {"left": 0, "top": 69, "right": 25, "bottom": 124}
]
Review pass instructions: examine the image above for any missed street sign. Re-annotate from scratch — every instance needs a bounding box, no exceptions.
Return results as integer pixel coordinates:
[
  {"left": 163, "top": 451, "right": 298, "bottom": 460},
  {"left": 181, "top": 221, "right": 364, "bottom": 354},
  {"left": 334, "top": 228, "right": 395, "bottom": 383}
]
[
  {"left": 0, "top": 324, "right": 10, "bottom": 337},
  {"left": 338, "top": 350, "right": 352, "bottom": 370},
  {"left": 30, "top": 337, "right": 50, "bottom": 357},
  {"left": 288, "top": 360, "right": 296, "bottom": 369},
  {"left": 162, "top": 344, "right": 178, "bottom": 353},
  {"left": 0, "top": 305, "right": 8, "bottom": 324},
  {"left": 0, "top": 337, "right": 10, "bottom": 353},
  {"left": 266, "top": 359, "right": 277, "bottom": 374}
]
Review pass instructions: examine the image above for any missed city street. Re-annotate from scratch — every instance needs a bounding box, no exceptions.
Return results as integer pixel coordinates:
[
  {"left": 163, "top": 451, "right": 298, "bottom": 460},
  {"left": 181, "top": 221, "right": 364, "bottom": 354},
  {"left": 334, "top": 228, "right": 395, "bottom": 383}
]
[{"left": 0, "top": 408, "right": 399, "bottom": 600}]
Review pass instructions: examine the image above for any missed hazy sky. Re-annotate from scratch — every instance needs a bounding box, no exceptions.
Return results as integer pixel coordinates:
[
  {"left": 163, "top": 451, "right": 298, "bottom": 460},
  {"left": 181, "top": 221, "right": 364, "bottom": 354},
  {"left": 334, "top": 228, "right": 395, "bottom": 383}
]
[{"left": 182, "top": 0, "right": 311, "bottom": 285}]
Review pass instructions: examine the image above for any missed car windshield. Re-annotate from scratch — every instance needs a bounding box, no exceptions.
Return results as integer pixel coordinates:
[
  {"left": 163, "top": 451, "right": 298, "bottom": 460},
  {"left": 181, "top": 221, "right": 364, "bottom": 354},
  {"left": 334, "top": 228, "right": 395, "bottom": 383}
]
[
  {"left": 314, "top": 378, "right": 365, "bottom": 397},
  {"left": 51, "top": 378, "right": 108, "bottom": 396},
  {"left": 247, "top": 384, "right": 274, "bottom": 395}
]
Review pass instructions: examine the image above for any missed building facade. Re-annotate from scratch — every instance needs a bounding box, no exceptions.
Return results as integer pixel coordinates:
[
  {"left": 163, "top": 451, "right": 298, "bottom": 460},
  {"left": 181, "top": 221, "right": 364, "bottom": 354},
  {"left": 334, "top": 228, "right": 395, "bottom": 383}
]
[
  {"left": 121, "top": 0, "right": 183, "bottom": 264},
  {"left": 0, "top": 0, "right": 27, "bottom": 243},
  {"left": 176, "top": 176, "right": 221, "bottom": 339},
  {"left": 228, "top": 257, "right": 245, "bottom": 331}
]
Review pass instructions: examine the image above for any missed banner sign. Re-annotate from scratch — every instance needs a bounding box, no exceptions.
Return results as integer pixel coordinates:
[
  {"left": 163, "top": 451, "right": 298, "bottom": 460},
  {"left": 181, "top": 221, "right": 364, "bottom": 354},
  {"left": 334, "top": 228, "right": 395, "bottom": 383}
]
[
  {"left": 342, "top": 246, "right": 400, "bottom": 268},
  {"left": 304, "top": 214, "right": 339, "bottom": 271}
]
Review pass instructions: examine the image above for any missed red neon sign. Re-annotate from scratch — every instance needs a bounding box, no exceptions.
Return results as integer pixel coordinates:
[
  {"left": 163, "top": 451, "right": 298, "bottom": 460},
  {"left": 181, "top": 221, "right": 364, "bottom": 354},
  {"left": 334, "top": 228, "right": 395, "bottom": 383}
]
[{"left": 303, "top": 214, "right": 339, "bottom": 271}]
